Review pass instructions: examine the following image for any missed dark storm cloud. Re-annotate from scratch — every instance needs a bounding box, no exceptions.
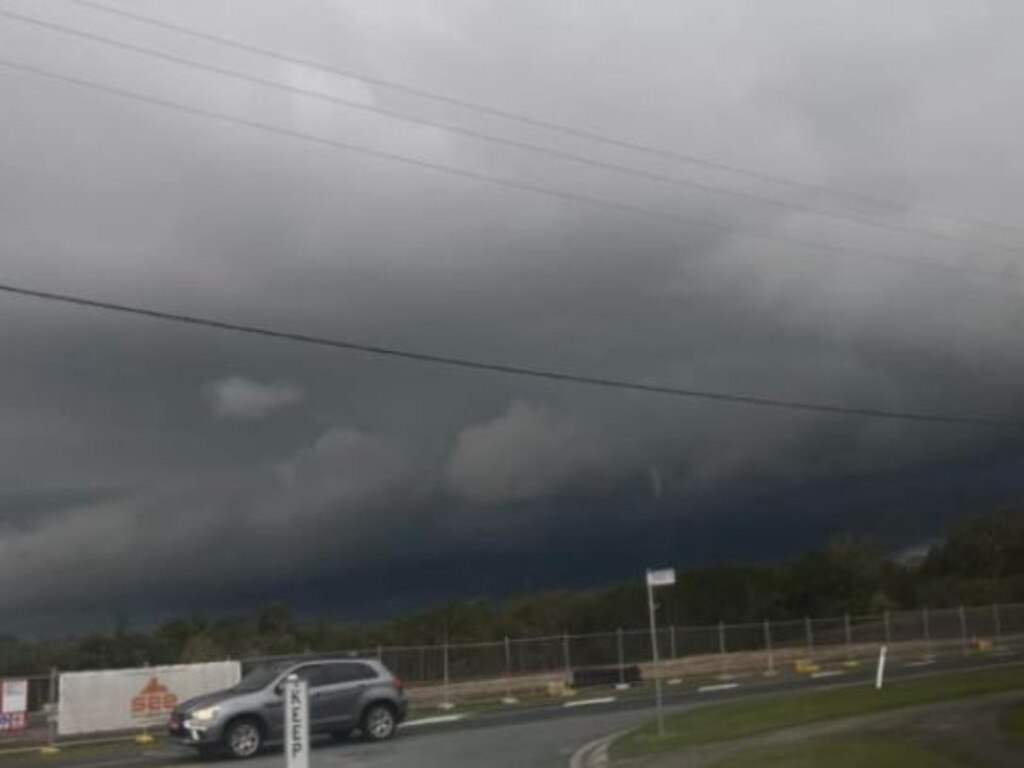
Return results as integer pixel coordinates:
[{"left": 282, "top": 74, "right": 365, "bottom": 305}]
[{"left": 2, "top": 0, "right": 1024, "bottom": 631}]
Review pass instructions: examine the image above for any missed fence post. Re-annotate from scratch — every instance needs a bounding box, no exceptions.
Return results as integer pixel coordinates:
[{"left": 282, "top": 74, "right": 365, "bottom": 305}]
[
  {"left": 922, "top": 607, "right": 932, "bottom": 658},
  {"left": 440, "top": 637, "right": 453, "bottom": 710},
  {"left": 376, "top": 644, "right": 383, "bottom": 662},
  {"left": 883, "top": 610, "right": 891, "bottom": 645},
  {"left": 993, "top": 604, "right": 1003, "bottom": 647},
  {"left": 718, "top": 621, "right": 728, "bottom": 679},
  {"left": 670, "top": 624, "right": 677, "bottom": 660},
  {"left": 764, "top": 618, "right": 775, "bottom": 676},
  {"left": 419, "top": 645, "right": 427, "bottom": 682},
  {"left": 844, "top": 613, "right": 852, "bottom": 660},
  {"left": 563, "top": 631, "right": 572, "bottom": 685},
  {"left": 503, "top": 635, "right": 516, "bottom": 703},
  {"left": 804, "top": 616, "right": 814, "bottom": 650},
  {"left": 959, "top": 604, "right": 969, "bottom": 654},
  {"left": 45, "top": 667, "right": 59, "bottom": 753},
  {"left": 616, "top": 628, "right": 626, "bottom": 687}
]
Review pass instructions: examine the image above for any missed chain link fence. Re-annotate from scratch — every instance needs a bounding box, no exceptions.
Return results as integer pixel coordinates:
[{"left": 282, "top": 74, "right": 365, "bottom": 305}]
[
  {"left": 2, "top": 602, "right": 1022, "bottom": 746},
  {"left": 235, "top": 602, "right": 1024, "bottom": 707}
]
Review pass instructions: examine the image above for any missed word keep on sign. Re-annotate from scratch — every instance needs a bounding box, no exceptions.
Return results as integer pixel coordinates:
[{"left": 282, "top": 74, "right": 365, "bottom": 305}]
[{"left": 284, "top": 676, "right": 309, "bottom": 768}]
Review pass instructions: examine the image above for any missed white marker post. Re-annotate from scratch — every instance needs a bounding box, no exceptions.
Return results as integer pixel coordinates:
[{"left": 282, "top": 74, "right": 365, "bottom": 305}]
[
  {"left": 875, "top": 646, "right": 888, "bottom": 691},
  {"left": 284, "top": 675, "right": 309, "bottom": 768},
  {"left": 646, "top": 567, "right": 676, "bottom": 738}
]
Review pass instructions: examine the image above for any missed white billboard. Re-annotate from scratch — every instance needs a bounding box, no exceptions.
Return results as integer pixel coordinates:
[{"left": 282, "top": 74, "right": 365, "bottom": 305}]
[
  {"left": 0, "top": 679, "right": 27, "bottom": 732},
  {"left": 58, "top": 661, "right": 240, "bottom": 736}
]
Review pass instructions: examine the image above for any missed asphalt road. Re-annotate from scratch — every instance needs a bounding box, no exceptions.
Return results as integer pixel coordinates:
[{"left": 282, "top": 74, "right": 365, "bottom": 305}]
[{"left": 11, "top": 651, "right": 1022, "bottom": 768}]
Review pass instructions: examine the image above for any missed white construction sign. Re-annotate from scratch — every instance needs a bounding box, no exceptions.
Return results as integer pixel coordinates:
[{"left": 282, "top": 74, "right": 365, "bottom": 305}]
[
  {"left": 58, "top": 661, "right": 240, "bottom": 736},
  {"left": 284, "top": 675, "right": 309, "bottom": 768},
  {"left": 0, "top": 679, "right": 28, "bottom": 731}
]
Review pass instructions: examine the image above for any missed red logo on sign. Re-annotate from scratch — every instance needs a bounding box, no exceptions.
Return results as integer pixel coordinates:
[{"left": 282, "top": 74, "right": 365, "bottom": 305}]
[{"left": 131, "top": 677, "right": 177, "bottom": 717}]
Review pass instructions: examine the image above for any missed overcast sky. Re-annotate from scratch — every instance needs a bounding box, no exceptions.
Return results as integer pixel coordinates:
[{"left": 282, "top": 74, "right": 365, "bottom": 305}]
[{"left": 3, "top": 0, "right": 1024, "bottom": 634}]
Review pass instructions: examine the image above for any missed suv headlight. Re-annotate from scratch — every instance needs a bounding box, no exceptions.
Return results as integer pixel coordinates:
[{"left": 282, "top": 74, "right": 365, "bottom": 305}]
[{"left": 190, "top": 706, "right": 220, "bottom": 722}]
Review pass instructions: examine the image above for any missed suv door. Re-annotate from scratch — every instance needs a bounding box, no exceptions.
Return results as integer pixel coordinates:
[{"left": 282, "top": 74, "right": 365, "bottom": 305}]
[
  {"left": 314, "top": 662, "right": 380, "bottom": 730},
  {"left": 289, "top": 664, "right": 332, "bottom": 731}
]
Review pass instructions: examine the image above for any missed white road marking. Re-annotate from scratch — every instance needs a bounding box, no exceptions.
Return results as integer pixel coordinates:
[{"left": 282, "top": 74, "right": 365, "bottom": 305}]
[
  {"left": 811, "top": 670, "right": 844, "bottom": 679},
  {"left": 904, "top": 659, "right": 937, "bottom": 667},
  {"left": 569, "top": 732, "right": 627, "bottom": 768},
  {"left": 563, "top": 696, "right": 617, "bottom": 708},
  {"left": 698, "top": 682, "right": 739, "bottom": 693},
  {"left": 399, "top": 714, "right": 466, "bottom": 727}
]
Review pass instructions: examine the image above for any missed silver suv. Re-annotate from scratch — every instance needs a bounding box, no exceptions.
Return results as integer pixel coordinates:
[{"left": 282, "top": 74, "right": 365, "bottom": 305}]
[{"left": 168, "top": 658, "right": 408, "bottom": 759}]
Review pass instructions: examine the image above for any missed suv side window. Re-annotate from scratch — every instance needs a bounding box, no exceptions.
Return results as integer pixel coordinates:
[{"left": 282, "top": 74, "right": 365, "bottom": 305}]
[
  {"left": 321, "top": 662, "right": 378, "bottom": 685},
  {"left": 291, "top": 664, "right": 330, "bottom": 689}
]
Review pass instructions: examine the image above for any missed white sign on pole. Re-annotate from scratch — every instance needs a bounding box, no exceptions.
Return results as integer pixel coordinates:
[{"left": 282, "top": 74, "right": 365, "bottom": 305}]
[
  {"left": 645, "top": 567, "right": 675, "bottom": 739},
  {"left": 0, "top": 679, "right": 28, "bottom": 732},
  {"left": 58, "top": 662, "right": 240, "bottom": 736},
  {"left": 284, "top": 675, "right": 309, "bottom": 768},
  {"left": 647, "top": 568, "right": 676, "bottom": 587}
]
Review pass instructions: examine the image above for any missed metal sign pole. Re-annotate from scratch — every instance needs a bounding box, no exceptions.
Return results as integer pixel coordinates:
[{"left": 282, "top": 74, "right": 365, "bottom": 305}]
[
  {"left": 284, "top": 675, "right": 309, "bottom": 768},
  {"left": 645, "top": 567, "right": 674, "bottom": 738},
  {"left": 646, "top": 574, "right": 665, "bottom": 738}
]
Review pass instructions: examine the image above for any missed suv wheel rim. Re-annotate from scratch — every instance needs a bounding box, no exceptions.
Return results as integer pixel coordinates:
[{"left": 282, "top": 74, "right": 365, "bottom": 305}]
[
  {"left": 367, "top": 708, "right": 394, "bottom": 739},
  {"left": 230, "top": 723, "right": 260, "bottom": 756}
]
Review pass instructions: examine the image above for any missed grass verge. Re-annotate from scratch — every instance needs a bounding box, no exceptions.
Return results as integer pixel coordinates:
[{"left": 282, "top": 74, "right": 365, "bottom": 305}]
[
  {"left": 702, "top": 737, "right": 965, "bottom": 768},
  {"left": 1000, "top": 700, "right": 1024, "bottom": 743},
  {"left": 613, "top": 663, "right": 1024, "bottom": 759}
]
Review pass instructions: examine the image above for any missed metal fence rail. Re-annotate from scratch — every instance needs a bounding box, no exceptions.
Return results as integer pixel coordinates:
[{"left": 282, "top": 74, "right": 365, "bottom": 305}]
[
  {"left": 3, "top": 601, "right": 1022, "bottom": 742},
  {"left": 228, "top": 602, "right": 1024, "bottom": 709}
]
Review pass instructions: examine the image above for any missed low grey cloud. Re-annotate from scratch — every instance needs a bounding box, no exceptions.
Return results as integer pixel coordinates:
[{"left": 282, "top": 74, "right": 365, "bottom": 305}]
[
  {"left": 204, "top": 376, "right": 305, "bottom": 419},
  {"left": 445, "top": 401, "right": 609, "bottom": 505},
  {"left": 1, "top": 0, "right": 1023, "bottom": 631}
]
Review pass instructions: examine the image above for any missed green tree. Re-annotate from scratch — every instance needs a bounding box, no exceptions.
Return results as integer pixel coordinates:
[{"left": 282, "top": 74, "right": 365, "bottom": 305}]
[{"left": 180, "top": 634, "right": 227, "bottom": 663}]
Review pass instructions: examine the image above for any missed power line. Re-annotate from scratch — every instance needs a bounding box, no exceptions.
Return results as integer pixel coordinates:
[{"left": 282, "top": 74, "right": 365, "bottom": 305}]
[
  {"left": 66, "top": 0, "right": 1024, "bottom": 241},
  {"left": 0, "top": 56, "right": 1012, "bottom": 284},
  {"left": 4, "top": 7, "right": 1018, "bottom": 258},
  {"left": 0, "top": 280, "right": 1014, "bottom": 428}
]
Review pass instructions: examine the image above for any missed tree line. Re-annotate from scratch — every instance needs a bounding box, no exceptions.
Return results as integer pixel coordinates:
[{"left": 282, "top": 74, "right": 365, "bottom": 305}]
[{"left": 2, "top": 509, "right": 1022, "bottom": 676}]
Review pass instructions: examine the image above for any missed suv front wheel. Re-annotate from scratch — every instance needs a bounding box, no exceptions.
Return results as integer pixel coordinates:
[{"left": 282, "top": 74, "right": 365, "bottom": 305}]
[
  {"left": 361, "top": 703, "right": 397, "bottom": 741},
  {"left": 224, "top": 717, "right": 263, "bottom": 759}
]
